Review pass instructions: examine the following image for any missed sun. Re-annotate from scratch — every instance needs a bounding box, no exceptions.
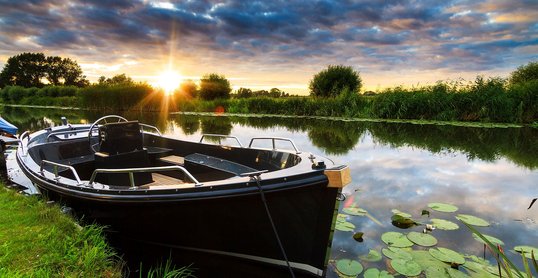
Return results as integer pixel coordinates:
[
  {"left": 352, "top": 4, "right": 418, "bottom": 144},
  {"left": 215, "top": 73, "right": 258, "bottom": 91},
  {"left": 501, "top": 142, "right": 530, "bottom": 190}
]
[{"left": 156, "top": 70, "right": 182, "bottom": 95}]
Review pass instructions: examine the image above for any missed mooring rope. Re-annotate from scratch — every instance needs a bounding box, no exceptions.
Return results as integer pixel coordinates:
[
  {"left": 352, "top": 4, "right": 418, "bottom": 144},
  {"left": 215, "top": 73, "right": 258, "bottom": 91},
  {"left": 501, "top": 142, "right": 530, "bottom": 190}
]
[{"left": 250, "top": 173, "right": 295, "bottom": 278}]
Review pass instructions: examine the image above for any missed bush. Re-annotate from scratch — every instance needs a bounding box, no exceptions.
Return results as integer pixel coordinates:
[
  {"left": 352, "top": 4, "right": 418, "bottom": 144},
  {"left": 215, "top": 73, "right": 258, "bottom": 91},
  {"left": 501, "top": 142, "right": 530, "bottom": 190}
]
[
  {"left": 309, "top": 65, "right": 362, "bottom": 97},
  {"left": 510, "top": 61, "right": 538, "bottom": 84},
  {"left": 199, "top": 73, "right": 231, "bottom": 100}
]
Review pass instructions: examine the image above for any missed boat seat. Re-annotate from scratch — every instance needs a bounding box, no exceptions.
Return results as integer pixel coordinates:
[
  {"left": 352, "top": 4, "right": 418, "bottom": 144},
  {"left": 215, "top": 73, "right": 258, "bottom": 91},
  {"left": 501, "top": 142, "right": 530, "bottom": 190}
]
[{"left": 184, "top": 153, "right": 257, "bottom": 176}]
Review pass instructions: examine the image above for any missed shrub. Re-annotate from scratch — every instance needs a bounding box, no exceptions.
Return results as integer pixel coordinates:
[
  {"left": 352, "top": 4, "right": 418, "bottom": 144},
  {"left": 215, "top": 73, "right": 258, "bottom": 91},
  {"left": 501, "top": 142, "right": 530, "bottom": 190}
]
[
  {"left": 510, "top": 61, "right": 538, "bottom": 84},
  {"left": 309, "top": 65, "right": 362, "bottom": 97},
  {"left": 199, "top": 73, "right": 231, "bottom": 100}
]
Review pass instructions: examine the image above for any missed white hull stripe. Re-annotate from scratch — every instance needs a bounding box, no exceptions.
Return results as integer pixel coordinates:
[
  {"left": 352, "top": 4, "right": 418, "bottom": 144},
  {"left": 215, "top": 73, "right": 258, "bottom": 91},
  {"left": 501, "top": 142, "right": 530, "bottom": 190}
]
[{"left": 137, "top": 239, "right": 324, "bottom": 276}]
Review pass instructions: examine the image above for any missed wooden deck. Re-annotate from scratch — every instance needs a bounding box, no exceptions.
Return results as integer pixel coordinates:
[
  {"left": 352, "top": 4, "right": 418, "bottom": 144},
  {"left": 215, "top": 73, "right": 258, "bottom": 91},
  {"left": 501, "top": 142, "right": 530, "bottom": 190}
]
[{"left": 139, "top": 173, "right": 194, "bottom": 189}]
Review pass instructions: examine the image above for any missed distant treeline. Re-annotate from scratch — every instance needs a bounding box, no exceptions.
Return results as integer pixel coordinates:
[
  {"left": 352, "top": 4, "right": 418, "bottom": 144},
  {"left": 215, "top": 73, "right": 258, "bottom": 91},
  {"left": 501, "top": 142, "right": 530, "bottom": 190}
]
[{"left": 0, "top": 76, "right": 536, "bottom": 124}]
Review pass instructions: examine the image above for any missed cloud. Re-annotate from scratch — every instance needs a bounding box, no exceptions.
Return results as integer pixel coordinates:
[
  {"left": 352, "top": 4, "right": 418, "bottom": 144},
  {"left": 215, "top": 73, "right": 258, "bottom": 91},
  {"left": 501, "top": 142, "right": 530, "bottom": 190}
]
[{"left": 0, "top": 0, "right": 536, "bottom": 90}]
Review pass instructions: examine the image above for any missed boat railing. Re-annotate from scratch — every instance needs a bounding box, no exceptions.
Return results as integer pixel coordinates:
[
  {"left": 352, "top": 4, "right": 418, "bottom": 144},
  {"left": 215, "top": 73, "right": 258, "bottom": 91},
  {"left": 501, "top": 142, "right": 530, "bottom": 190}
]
[
  {"left": 18, "top": 130, "right": 30, "bottom": 156},
  {"left": 40, "top": 160, "right": 83, "bottom": 185},
  {"left": 140, "top": 123, "right": 162, "bottom": 136},
  {"left": 248, "top": 137, "right": 301, "bottom": 154},
  {"left": 46, "top": 128, "right": 91, "bottom": 142},
  {"left": 199, "top": 134, "right": 243, "bottom": 147},
  {"left": 88, "top": 165, "right": 202, "bottom": 188}
]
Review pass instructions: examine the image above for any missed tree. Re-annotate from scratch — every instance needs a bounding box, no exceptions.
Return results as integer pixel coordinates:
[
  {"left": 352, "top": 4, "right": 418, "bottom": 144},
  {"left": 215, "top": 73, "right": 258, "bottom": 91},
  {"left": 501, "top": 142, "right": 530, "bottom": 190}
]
[
  {"left": 236, "top": 87, "right": 253, "bottom": 98},
  {"left": 0, "top": 52, "right": 89, "bottom": 88},
  {"left": 97, "top": 73, "right": 134, "bottom": 86},
  {"left": 179, "top": 79, "right": 197, "bottom": 98},
  {"left": 199, "top": 73, "right": 231, "bottom": 100},
  {"left": 510, "top": 61, "right": 538, "bottom": 84},
  {"left": 309, "top": 65, "right": 362, "bottom": 97},
  {"left": 0, "top": 52, "right": 47, "bottom": 88}
]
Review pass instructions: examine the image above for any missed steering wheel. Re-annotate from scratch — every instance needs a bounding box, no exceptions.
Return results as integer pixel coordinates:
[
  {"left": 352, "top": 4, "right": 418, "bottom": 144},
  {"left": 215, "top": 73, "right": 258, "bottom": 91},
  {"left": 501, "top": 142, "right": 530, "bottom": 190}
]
[{"left": 88, "top": 115, "right": 128, "bottom": 153}]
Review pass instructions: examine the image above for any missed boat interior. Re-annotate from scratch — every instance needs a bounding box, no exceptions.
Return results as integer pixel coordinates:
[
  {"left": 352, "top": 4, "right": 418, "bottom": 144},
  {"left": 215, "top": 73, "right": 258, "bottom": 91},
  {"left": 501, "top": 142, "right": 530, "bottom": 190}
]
[{"left": 25, "top": 117, "right": 303, "bottom": 188}]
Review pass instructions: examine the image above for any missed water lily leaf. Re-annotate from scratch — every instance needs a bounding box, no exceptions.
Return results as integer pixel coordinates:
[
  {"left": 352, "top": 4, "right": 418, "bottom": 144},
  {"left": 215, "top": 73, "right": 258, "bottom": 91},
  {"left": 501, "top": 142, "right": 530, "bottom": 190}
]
[
  {"left": 336, "top": 259, "right": 363, "bottom": 276},
  {"left": 426, "top": 266, "right": 470, "bottom": 278},
  {"left": 391, "top": 259, "right": 421, "bottom": 276},
  {"left": 363, "top": 268, "right": 394, "bottom": 278},
  {"left": 360, "top": 249, "right": 382, "bottom": 262},
  {"left": 455, "top": 214, "right": 490, "bottom": 227},
  {"left": 428, "top": 202, "right": 458, "bottom": 213},
  {"left": 410, "top": 250, "right": 449, "bottom": 271},
  {"left": 472, "top": 233, "right": 504, "bottom": 246},
  {"left": 381, "top": 231, "right": 414, "bottom": 247},
  {"left": 422, "top": 210, "right": 431, "bottom": 217},
  {"left": 429, "top": 247, "right": 465, "bottom": 265},
  {"left": 514, "top": 245, "right": 538, "bottom": 259},
  {"left": 391, "top": 214, "right": 418, "bottom": 229},
  {"left": 336, "top": 221, "right": 355, "bottom": 232},
  {"left": 462, "top": 261, "right": 496, "bottom": 277},
  {"left": 407, "top": 231, "right": 438, "bottom": 247},
  {"left": 430, "top": 218, "right": 459, "bottom": 230},
  {"left": 343, "top": 207, "right": 368, "bottom": 216},
  {"left": 353, "top": 232, "right": 364, "bottom": 242},
  {"left": 391, "top": 209, "right": 412, "bottom": 218},
  {"left": 337, "top": 213, "right": 347, "bottom": 222},
  {"left": 382, "top": 246, "right": 413, "bottom": 261}
]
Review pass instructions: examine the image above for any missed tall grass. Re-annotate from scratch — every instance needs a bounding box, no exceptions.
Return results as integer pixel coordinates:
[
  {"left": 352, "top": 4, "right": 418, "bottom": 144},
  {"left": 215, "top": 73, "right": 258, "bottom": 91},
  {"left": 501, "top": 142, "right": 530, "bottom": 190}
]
[{"left": 0, "top": 184, "right": 122, "bottom": 277}]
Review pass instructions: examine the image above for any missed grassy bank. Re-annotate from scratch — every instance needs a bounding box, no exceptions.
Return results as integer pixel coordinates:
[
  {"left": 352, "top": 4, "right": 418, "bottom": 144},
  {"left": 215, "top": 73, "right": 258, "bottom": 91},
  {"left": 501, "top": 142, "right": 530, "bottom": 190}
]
[
  {"left": 0, "top": 184, "right": 122, "bottom": 277},
  {"left": 0, "top": 77, "right": 536, "bottom": 124}
]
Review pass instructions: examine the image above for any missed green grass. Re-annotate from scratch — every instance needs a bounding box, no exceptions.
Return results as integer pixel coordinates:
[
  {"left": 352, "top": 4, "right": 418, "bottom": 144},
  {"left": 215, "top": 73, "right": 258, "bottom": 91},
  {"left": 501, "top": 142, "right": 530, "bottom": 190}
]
[{"left": 0, "top": 184, "right": 122, "bottom": 277}]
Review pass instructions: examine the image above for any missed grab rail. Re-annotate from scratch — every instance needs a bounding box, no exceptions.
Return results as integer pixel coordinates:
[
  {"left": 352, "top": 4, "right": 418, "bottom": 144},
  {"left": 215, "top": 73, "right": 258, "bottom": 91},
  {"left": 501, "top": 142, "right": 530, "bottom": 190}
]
[
  {"left": 89, "top": 165, "right": 202, "bottom": 188},
  {"left": 140, "top": 123, "right": 162, "bottom": 136},
  {"left": 46, "top": 128, "right": 91, "bottom": 142},
  {"left": 248, "top": 137, "right": 301, "bottom": 154},
  {"left": 18, "top": 131, "right": 30, "bottom": 156},
  {"left": 40, "top": 160, "right": 83, "bottom": 185},
  {"left": 199, "top": 134, "right": 243, "bottom": 147}
]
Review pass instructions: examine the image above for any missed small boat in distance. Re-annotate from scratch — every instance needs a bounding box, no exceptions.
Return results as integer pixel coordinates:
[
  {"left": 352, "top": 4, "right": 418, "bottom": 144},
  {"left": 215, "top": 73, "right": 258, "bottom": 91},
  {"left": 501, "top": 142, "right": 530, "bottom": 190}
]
[{"left": 16, "top": 115, "right": 351, "bottom": 277}]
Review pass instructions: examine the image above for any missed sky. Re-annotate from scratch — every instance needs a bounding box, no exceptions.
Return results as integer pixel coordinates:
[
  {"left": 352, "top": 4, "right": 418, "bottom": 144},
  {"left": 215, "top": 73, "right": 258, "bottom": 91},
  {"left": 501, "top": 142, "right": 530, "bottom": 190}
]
[{"left": 0, "top": 0, "right": 537, "bottom": 94}]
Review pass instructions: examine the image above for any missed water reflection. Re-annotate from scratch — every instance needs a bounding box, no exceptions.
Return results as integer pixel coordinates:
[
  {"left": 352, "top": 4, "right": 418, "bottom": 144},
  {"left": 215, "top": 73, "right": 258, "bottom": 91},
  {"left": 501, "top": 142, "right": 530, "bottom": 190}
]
[{"left": 2, "top": 107, "right": 537, "bottom": 276}]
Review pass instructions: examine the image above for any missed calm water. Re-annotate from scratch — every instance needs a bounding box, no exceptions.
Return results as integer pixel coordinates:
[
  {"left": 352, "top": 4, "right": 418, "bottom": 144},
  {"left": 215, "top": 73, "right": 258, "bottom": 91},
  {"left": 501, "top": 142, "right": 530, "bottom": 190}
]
[{"left": 3, "top": 106, "right": 537, "bottom": 277}]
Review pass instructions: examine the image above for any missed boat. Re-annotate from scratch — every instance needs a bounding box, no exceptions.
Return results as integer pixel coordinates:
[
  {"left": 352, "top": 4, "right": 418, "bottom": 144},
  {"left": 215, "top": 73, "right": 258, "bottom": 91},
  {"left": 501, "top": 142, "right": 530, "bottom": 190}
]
[{"left": 16, "top": 115, "right": 350, "bottom": 276}]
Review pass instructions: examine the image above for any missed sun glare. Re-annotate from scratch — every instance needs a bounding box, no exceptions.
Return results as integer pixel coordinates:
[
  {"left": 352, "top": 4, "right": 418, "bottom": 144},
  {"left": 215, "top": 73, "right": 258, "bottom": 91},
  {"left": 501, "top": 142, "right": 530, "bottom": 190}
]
[{"left": 156, "top": 70, "right": 182, "bottom": 95}]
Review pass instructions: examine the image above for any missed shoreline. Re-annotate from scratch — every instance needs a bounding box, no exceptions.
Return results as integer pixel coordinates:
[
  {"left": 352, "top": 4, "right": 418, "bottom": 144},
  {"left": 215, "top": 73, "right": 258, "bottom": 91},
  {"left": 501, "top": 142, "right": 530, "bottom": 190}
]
[{"left": 1, "top": 103, "right": 531, "bottom": 129}]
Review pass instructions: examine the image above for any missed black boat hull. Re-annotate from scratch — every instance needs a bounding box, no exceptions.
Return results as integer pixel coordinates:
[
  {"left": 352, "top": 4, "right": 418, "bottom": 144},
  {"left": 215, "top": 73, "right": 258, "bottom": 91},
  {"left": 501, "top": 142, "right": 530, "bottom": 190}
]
[{"left": 20, "top": 159, "right": 340, "bottom": 276}]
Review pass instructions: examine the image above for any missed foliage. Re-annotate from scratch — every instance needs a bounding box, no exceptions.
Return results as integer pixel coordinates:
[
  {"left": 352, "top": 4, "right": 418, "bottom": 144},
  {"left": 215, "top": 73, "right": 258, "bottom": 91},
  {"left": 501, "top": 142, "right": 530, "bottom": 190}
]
[
  {"left": 199, "top": 73, "right": 231, "bottom": 100},
  {"left": 0, "top": 185, "right": 122, "bottom": 277},
  {"left": 98, "top": 73, "right": 135, "bottom": 86},
  {"left": 309, "top": 65, "right": 362, "bottom": 97},
  {"left": 510, "top": 61, "right": 538, "bottom": 84},
  {"left": 0, "top": 52, "right": 88, "bottom": 88},
  {"left": 179, "top": 79, "right": 197, "bottom": 98}
]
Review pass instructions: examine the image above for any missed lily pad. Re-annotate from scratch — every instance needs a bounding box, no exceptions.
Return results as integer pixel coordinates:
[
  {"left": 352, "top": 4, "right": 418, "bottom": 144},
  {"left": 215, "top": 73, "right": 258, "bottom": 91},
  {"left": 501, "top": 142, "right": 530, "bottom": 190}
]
[
  {"left": 514, "top": 245, "right": 538, "bottom": 259},
  {"left": 353, "top": 232, "right": 364, "bottom": 242},
  {"left": 428, "top": 202, "right": 458, "bottom": 213},
  {"left": 381, "top": 231, "right": 414, "bottom": 247},
  {"left": 391, "top": 214, "right": 417, "bottom": 229},
  {"left": 430, "top": 218, "right": 459, "bottom": 230},
  {"left": 425, "top": 266, "right": 470, "bottom": 278},
  {"left": 382, "top": 246, "right": 413, "bottom": 261},
  {"left": 429, "top": 247, "right": 465, "bottom": 265},
  {"left": 335, "top": 221, "right": 355, "bottom": 232},
  {"left": 359, "top": 249, "right": 382, "bottom": 262},
  {"left": 336, "top": 259, "right": 363, "bottom": 276},
  {"left": 363, "top": 268, "right": 394, "bottom": 278},
  {"left": 391, "top": 259, "right": 421, "bottom": 276},
  {"left": 391, "top": 209, "right": 412, "bottom": 218},
  {"left": 455, "top": 214, "right": 490, "bottom": 227},
  {"left": 343, "top": 207, "right": 368, "bottom": 216},
  {"left": 410, "top": 250, "right": 450, "bottom": 271},
  {"left": 337, "top": 213, "right": 347, "bottom": 222},
  {"left": 407, "top": 231, "right": 438, "bottom": 247},
  {"left": 472, "top": 233, "right": 504, "bottom": 246}
]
